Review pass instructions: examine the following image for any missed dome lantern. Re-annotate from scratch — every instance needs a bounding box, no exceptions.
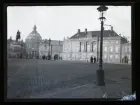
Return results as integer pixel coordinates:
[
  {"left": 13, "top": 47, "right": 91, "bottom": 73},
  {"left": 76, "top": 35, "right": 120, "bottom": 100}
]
[{"left": 33, "top": 25, "right": 37, "bottom": 31}]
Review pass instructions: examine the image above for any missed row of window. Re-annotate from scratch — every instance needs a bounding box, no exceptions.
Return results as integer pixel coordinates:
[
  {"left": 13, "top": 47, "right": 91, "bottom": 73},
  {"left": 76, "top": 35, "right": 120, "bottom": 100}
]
[
  {"left": 104, "top": 54, "right": 119, "bottom": 60},
  {"left": 104, "top": 46, "right": 119, "bottom": 53},
  {"left": 123, "top": 46, "right": 131, "bottom": 52},
  {"left": 63, "top": 45, "right": 120, "bottom": 53},
  {"left": 104, "top": 40, "right": 119, "bottom": 44}
]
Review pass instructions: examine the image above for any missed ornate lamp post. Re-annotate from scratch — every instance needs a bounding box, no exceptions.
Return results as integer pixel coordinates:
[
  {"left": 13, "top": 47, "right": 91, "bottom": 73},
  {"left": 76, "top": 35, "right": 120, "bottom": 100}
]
[{"left": 96, "top": 5, "right": 108, "bottom": 86}]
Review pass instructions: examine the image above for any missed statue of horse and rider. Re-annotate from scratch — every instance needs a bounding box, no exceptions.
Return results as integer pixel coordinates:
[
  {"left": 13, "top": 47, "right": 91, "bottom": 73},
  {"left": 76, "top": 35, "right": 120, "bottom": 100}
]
[{"left": 16, "top": 30, "right": 21, "bottom": 42}]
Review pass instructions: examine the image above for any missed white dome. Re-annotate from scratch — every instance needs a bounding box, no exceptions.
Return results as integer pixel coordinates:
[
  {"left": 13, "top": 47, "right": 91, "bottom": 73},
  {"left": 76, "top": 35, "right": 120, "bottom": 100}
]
[{"left": 25, "top": 25, "right": 42, "bottom": 42}]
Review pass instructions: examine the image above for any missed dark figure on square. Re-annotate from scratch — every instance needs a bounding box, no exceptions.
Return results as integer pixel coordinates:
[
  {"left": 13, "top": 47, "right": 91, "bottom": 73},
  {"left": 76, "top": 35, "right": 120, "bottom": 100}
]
[
  {"left": 54, "top": 55, "right": 56, "bottom": 60},
  {"left": 20, "top": 54, "right": 22, "bottom": 59},
  {"left": 94, "top": 56, "right": 96, "bottom": 63},
  {"left": 125, "top": 56, "right": 128, "bottom": 64},
  {"left": 122, "top": 58, "right": 124, "bottom": 63},
  {"left": 42, "top": 55, "right": 45, "bottom": 60},
  {"left": 124, "top": 56, "right": 128, "bottom": 64},
  {"left": 90, "top": 56, "right": 93, "bottom": 63}
]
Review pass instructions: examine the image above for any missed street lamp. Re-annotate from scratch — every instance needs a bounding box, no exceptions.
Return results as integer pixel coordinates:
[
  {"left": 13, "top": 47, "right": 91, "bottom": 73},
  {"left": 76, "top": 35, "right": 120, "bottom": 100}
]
[{"left": 96, "top": 5, "right": 108, "bottom": 86}]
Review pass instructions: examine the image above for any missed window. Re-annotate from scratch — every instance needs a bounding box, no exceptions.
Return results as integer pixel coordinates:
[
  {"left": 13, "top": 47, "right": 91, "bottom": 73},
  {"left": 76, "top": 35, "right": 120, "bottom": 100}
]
[
  {"left": 125, "top": 46, "right": 127, "bottom": 52},
  {"left": 104, "top": 54, "right": 107, "bottom": 59},
  {"left": 115, "top": 55, "right": 119, "bottom": 59},
  {"left": 109, "top": 55, "right": 113, "bottom": 60},
  {"left": 87, "top": 44, "right": 90, "bottom": 52},
  {"left": 128, "top": 55, "right": 130, "bottom": 59},
  {"left": 110, "top": 46, "right": 113, "bottom": 52},
  {"left": 91, "top": 42, "right": 93, "bottom": 52},
  {"left": 115, "top": 46, "right": 119, "bottom": 53},
  {"left": 93, "top": 45, "right": 97, "bottom": 51},
  {"left": 104, "top": 47, "right": 107, "bottom": 52},
  {"left": 116, "top": 41, "right": 119, "bottom": 44},
  {"left": 129, "top": 46, "right": 131, "bottom": 52}
]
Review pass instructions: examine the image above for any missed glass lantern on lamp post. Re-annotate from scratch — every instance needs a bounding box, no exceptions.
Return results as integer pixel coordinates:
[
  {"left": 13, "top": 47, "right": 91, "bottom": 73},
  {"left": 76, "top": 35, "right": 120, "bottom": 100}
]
[{"left": 96, "top": 5, "right": 108, "bottom": 86}]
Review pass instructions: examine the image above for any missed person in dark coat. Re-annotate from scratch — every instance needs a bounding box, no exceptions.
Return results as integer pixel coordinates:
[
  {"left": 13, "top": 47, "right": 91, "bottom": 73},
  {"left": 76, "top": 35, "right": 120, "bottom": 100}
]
[
  {"left": 90, "top": 56, "right": 93, "bottom": 63},
  {"left": 93, "top": 56, "right": 96, "bottom": 63},
  {"left": 54, "top": 55, "right": 56, "bottom": 60}
]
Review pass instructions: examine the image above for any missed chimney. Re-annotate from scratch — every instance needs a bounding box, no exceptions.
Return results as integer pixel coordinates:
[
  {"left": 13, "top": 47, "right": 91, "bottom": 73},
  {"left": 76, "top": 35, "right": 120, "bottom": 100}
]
[
  {"left": 111, "top": 26, "right": 113, "bottom": 31},
  {"left": 78, "top": 29, "right": 80, "bottom": 34},
  {"left": 85, "top": 28, "right": 87, "bottom": 34}
]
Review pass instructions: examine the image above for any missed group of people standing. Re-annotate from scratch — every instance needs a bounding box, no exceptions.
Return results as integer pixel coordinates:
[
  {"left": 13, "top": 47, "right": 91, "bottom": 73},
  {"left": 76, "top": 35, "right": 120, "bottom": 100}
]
[
  {"left": 90, "top": 56, "right": 97, "bottom": 63},
  {"left": 42, "top": 55, "right": 51, "bottom": 60},
  {"left": 122, "top": 56, "right": 129, "bottom": 64}
]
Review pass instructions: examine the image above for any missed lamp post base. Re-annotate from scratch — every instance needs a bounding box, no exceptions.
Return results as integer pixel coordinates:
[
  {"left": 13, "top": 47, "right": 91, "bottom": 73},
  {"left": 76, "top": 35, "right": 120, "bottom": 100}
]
[{"left": 96, "top": 69, "right": 105, "bottom": 86}]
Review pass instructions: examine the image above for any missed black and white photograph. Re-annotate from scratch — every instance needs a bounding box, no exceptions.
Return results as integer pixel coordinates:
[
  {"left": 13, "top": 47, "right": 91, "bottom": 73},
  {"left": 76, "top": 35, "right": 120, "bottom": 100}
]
[{"left": 7, "top": 6, "right": 132, "bottom": 99}]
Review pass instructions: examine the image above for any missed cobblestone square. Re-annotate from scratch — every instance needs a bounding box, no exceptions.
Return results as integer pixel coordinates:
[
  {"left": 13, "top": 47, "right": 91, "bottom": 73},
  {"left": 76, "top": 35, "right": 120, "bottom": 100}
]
[{"left": 7, "top": 59, "right": 131, "bottom": 98}]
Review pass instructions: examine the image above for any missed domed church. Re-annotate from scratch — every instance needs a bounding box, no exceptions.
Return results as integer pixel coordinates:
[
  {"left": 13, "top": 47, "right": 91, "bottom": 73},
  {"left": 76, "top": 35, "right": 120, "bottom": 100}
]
[{"left": 25, "top": 25, "right": 42, "bottom": 59}]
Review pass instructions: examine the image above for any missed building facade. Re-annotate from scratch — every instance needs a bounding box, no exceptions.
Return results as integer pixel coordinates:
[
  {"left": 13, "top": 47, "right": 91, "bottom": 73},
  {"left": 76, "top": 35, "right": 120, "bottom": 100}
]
[
  {"left": 25, "top": 25, "right": 63, "bottom": 59},
  {"left": 39, "top": 39, "right": 63, "bottom": 59},
  {"left": 62, "top": 28, "right": 131, "bottom": 64},
  {"left": 25, "top": 25, "right": 42, "bottom": 59},
  {"left": 7, "top": 39, "right": 25, "bottom": 58},
  {"left": 121, "top": 43, "right": 131, "bottom": 64}
]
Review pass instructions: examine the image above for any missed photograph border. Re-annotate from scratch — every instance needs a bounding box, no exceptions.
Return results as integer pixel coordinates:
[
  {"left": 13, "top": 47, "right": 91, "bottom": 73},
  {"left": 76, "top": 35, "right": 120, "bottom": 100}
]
[{"left": 2, "top": 1, "right": 137, "bottom": 102}]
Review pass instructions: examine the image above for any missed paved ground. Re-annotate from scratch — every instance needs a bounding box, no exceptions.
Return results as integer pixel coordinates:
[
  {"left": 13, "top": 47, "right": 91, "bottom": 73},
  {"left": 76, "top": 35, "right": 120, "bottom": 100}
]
[{"left": 7, "top": 59, "right": 132, "bottom": 98}]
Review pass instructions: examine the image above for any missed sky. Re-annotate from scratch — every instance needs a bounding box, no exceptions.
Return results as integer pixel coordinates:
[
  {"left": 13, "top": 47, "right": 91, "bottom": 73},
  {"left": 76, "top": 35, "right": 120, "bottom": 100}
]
[{"left": 7, "top": 6, "right": 131, "bottom": 42}]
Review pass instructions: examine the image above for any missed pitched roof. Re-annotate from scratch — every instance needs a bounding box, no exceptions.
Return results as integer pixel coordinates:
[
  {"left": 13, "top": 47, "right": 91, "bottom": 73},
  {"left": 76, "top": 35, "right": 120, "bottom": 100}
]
[{"left": 70, "top": 30, "right": 119, "bottom": 39}]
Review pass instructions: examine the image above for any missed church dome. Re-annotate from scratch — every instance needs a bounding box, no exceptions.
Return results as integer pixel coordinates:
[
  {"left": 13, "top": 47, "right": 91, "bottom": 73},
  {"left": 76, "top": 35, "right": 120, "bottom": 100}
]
[{"left": 25, "top": 25, "right": 42, "bottom": 42}]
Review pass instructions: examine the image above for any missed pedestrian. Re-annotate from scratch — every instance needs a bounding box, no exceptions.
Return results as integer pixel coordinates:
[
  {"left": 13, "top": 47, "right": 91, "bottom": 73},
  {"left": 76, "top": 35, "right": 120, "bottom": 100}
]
[
  {"left": 94, "top": 56, "right": 96, "bottom": 63},
  {"left": 122, "top": 58, "right": 124, "bottom": 63},
  {"left": 54, "top": 55, "right": 55, "bottom": 60},
  {"left": 90, "top": 56, "right": 93, "bottom": 63},
  {"left": 126, "top": 56, "right": 128, "bottom": 64}
]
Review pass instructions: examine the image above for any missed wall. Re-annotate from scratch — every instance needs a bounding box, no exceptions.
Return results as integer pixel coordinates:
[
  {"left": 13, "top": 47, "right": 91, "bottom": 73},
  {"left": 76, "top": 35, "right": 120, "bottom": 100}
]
[{"left": 62, "top": 37, "right": 124, "bottom": 63}]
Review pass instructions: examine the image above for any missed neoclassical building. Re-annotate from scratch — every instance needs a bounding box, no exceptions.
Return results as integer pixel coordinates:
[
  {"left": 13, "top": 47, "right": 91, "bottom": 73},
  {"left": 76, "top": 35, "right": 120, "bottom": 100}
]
[
  {"left": 7, "top": 38, "right": 25, "bottom": 58},
  {"left": 25, "top": 25, "right": 63, "bottom": 59},
  {"left": 39, "top": 39, "right": 63, "bottom": 59},
  {"left": 25, "top": 25, "right": 42, "bottom": 59},
  {"left": 62, "top": 28, "right": 131, "bottom": 64}
]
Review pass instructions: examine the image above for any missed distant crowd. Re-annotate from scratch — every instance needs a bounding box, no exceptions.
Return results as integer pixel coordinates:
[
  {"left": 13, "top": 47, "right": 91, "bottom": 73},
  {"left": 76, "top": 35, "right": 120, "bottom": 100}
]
[{"left": 42, "top": 55, "right": 62, "bottom": 60}]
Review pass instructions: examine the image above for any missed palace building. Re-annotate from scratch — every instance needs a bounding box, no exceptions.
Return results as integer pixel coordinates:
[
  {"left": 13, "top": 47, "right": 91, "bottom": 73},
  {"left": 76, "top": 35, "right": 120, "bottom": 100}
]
[
  {"left": 7, "top": 38, "right": 25, "bottom": 59},
  {"left": 62, "top": 28, "right": 131, "bottom": 64},
  {"left": 39, "top": 39, "right": 63, "bottom": 59},
  {"left": 25, "top": 25, "right": 42, "bottom": 59},
  {"left": 25, "top": 25, "right": 63, "bottom": 59}
]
